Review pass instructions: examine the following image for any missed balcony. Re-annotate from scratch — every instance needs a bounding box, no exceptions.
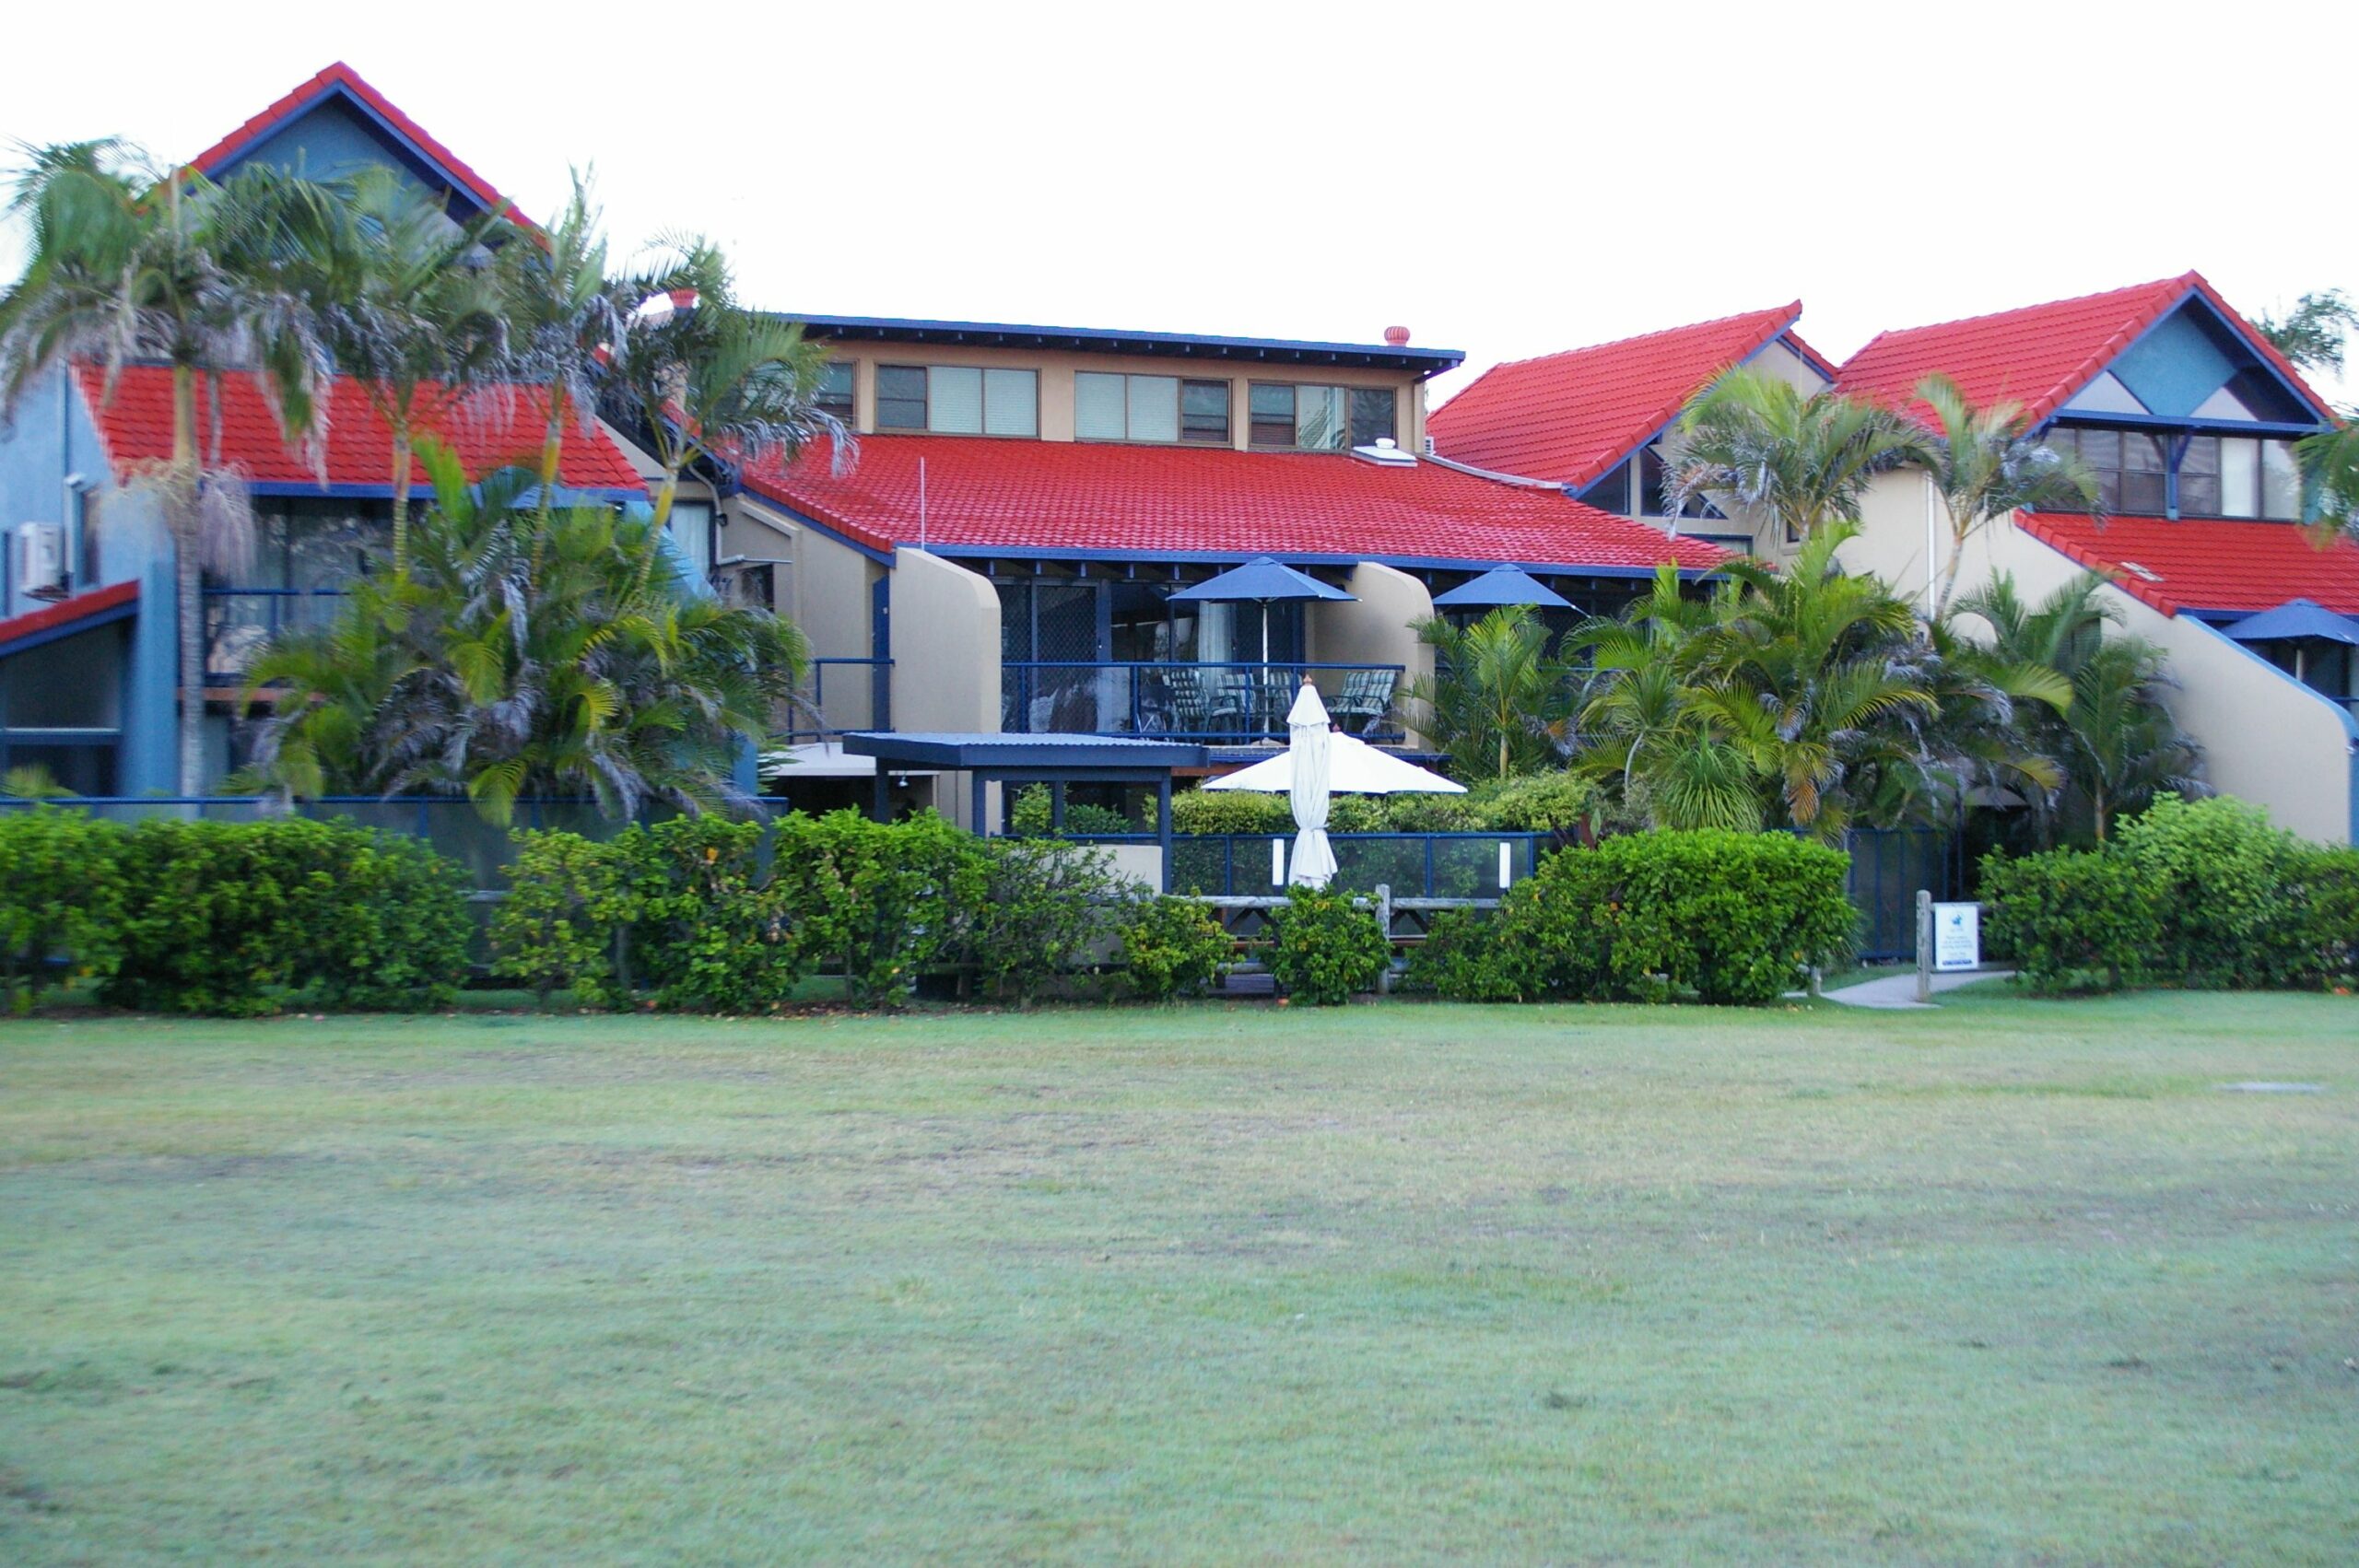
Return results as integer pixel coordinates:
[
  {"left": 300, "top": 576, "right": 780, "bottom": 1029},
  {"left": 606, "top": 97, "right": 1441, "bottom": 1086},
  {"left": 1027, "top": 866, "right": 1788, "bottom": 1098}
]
[
  {"left": 1002, "top": 661, "right": 1403, "bottom": 743},
  {"left": 204, "top": 588, "right": 346, "bottom": 683}
]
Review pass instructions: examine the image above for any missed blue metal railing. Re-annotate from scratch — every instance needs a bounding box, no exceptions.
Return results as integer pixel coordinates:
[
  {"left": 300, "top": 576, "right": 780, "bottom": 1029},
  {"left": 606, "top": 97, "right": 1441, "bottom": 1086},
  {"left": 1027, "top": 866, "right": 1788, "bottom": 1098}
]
[
  {"left": 780, "top": 656, "right": 893, "bottom": 743},
  {"left": 1158, "top": 831, "right": 1543, "bottom": 899},
  {"left": 1003, "top": 661, "right": 1405, "bottom": 743}
]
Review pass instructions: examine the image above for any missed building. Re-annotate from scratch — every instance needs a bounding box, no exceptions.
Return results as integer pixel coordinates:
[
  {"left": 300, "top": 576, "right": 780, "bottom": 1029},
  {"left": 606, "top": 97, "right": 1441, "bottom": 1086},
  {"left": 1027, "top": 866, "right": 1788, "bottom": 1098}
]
[
  {"left": 1425, "top": 303, "right": 1836, "bottom": 558},
  {"left": 1833, "top": 275, "right": 2357, "bottom": 843},
  {"left": 1429, "top": 282, "right": 2359, "bottom": 844}
]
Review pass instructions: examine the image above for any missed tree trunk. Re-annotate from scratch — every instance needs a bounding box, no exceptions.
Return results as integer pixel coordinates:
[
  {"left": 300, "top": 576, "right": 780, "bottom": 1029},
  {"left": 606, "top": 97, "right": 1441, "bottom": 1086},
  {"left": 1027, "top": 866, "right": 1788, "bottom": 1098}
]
[
  {"left": 172, "top": 367, "right": 205, "bottom": 799},
  {"left": 390, "top": 427, "right": 413, "bottom": 574}
]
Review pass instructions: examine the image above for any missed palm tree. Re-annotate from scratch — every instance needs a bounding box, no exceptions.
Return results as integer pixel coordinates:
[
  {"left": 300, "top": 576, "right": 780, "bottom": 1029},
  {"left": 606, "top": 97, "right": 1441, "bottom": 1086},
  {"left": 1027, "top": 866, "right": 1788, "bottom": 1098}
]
[
  {"left": 2294, "top": 420, "right": 2359, "bottom": 546},
  {"left": 295, "top": 168, "right": 513, "bottom": 569},
  {"left": 1663, "top": 368, "right": 1922, "bottom": 544},
  {"left": 0, "top": 145, "right": 346, "bottom": 794},
  {"left": 494, "top": 173, "right": 640, "bottom": 512},
  {"left": 1914, "top": 374, "right": 2099, "bottom": 618},
  {"left": 2255, "top": 289, "right": 2357, "bottom": 376},
  {"left": 242, "top": 442, "right": 808, "bottom": 824},
  {"left": 1402, "top": 604, "right": 1577, "bottom": 780},
  {"left": 604, "top": 239, "right": 848, "bottom": 544}
]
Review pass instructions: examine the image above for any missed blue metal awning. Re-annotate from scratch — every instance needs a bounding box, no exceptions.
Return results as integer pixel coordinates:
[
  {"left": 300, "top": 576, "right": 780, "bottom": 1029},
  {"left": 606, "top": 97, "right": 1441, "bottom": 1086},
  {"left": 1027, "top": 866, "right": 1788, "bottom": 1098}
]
[
  {"left": 2223, "top": 598, "right": 2359, "bottom": 648},
  {"left": 1431, "top": 566, "right": 1574, "bottom": 611}
]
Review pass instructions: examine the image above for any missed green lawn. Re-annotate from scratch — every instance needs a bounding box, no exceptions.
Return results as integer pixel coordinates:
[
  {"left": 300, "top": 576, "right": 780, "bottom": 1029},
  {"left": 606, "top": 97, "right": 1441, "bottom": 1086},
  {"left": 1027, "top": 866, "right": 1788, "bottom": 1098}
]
[{"left": 3, "top": 991, "right": 2354, "bottom": 1565}]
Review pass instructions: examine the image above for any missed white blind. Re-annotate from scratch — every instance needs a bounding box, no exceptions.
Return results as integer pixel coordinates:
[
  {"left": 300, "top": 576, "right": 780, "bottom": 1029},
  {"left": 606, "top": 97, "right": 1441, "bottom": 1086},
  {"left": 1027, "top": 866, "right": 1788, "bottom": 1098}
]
[
  {"left": 1128, "top": 376, "right": 1180, "bottom": 443},
  {"left": 928, "top": 366, "right": 984, "bottom": 433},
  {"left": 984, "top": 369, "right": 1039, "bottom": 437},
  {"left": 1075, "top": 373, "right": 1126, "bottom": 439}
]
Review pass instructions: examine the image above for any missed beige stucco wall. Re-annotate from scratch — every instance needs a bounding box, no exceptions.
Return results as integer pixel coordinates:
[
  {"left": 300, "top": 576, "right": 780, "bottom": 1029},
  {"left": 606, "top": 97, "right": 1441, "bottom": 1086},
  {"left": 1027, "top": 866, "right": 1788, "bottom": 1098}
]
[
  {"left": 826, "top": 341, "right": 1427, "bottom": 454},
  {"left": 1307, "top": 562, "right": 1436, "bottom": 744},
  {"left": 886, "top": 547, "right": 1003, "bottom": 830},
  {"left": 733, "top": 495, "right": 887, "bottom": 733},
  {"left": 1856, "top": 485, "right": 2356, "bottom": 843}
]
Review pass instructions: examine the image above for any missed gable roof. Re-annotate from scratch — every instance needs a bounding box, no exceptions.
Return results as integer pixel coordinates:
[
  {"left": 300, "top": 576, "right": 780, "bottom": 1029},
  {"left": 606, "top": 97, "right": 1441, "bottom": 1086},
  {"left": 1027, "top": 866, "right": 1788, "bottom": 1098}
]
[
  {"left": 740, "top": 436, "right": 1732, "bottom": 575},
  {"left": 75, "top": 366, "right": 645, "bottom": 496},
  {"left": 1836, "top": 272, "right": 2336, "bottom": 430},
  {"left": 0, "top": 580, "right": 139, "bottom": 661},
  {"left": 1426, "top": 304, "right": 1809, "bottom": 487},
  {"left": 2017, "top": 511, "right": 2359, "bottom": 617},
  {"left": 190, "top": 62, "right": 519, "bottom": 220}
]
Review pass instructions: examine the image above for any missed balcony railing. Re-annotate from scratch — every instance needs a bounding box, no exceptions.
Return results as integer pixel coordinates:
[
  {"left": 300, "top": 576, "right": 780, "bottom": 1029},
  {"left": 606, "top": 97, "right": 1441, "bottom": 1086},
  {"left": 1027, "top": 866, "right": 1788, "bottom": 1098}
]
[
  {"left": 1003, "top": 661, "right": 1404, "bottom": 743},
  {"left": 780, "top": 656, "right": 893, "bottom": 743},
  {"left": 204, "top": 587, "right": 347, "bottom": 681}
]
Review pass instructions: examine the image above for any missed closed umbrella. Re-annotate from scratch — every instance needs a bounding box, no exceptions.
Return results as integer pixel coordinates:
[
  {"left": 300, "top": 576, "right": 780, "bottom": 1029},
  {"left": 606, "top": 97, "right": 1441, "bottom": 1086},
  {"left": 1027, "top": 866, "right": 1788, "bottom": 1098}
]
[{"left": 1285, "top": 679, "right": 1339, "bottom": 890}]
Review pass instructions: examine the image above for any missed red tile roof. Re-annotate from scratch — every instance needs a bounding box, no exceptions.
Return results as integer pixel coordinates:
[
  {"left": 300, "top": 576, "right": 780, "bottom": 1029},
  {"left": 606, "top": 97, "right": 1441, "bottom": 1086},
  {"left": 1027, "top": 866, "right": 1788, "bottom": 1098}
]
[
  {"left": 1836, "top": 272, "right": 2336, "bottom": 429},
  {"left": 0, "top": 580, "right": 138, "bottom": 656},
  {"left": 190, "top": 62, "right": 519, "bottom": 221},
  {"left": 76, "top": 366, "right": 646, "bottom": 493},
  {"left": 1426, "top": 305, "right": 1808, "bottom": 487},
  {"left": 2017, "top": 511, "right": 2359, "bottom": 617},
  {"left": 741, "top": 436, "right": 1732, "bottom": 573}
]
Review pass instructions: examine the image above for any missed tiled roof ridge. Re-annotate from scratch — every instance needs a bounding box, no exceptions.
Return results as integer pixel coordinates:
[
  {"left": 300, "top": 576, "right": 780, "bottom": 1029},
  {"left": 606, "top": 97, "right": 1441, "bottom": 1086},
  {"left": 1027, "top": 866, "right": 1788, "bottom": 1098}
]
[
  {"left": 1847, "top": 273, "right": 2195, "bottom": 351},
  {"left": 1478, "top": 301, "right": 1802, "bottom": 375}
]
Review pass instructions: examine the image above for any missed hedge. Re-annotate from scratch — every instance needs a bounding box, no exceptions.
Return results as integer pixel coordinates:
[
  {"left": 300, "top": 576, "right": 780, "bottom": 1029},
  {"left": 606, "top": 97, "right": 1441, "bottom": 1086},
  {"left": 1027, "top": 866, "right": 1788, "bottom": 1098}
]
[
  {"left": 1168, "top": 771, "right": 1595, "bottom": 838},
  {"left": 1981, "top": 795, "right": 2359, "bottom": 993},
  {"left": 1404, "top": 829, "right": 1856, "bottom": 1005}
]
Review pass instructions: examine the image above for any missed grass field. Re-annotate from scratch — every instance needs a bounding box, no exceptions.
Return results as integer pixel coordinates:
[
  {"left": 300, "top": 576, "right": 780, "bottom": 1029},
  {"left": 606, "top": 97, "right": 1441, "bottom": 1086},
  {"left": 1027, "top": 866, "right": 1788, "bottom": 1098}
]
[{"left": 3, "top": 989, "right": 2354, "bottom": 1564}]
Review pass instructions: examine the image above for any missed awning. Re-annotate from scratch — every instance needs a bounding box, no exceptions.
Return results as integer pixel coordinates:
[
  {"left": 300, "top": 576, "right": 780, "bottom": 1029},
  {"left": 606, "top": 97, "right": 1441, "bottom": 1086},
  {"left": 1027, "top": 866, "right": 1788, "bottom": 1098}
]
[{"left": 2224, "top": 598, "right": 2359, "bottom": 648}]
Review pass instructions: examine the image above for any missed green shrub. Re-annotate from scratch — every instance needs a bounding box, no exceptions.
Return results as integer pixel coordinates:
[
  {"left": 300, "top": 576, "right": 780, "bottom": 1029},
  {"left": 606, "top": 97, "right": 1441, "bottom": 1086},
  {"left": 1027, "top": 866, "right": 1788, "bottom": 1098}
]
[
  {"left": 2112, "top": 794, "right": 2303, "bottom": 989},
  {"left": 960, "top": 837, "right": 1133, "bottom": 1004},
  {"left": 769, "top": 810, "right": 988, "bottom": 1008},
  {"left": 617, "top": 817, "right": 802, "bottom": 1012},
  {"left": 1462, "top": 772, "right": 1595, "bottom": 836},
  {"left": 1978, "top": 848, "right": 2157, "bottom": 994},
  {"left": 491, "top": 830, "right": 634, "bottom": 1008},
  {"left": 2282, "top": 845, "right": 2359, "bottom": 988},
  {"left": 1171, "top": 789, "right": 1294, "bottom": 836},
  {"left": 1264, "top": 887, "right": 1390, "bottom": 1004},
  {"left": 0, "top": 806, "right": 125, "bottom": 1009},
  {"left": 102, "top": 816, "right": 467, "bottom": 1016},
  {"left": 1402, "top": 908, "right": 1527, "bottom": 1000},
  {"left": 1009, "top": 784, "right": 1135, "bottom": 837},
  {"left": 1118, "top": 895, "right": 1233, "bottom": 1000}
]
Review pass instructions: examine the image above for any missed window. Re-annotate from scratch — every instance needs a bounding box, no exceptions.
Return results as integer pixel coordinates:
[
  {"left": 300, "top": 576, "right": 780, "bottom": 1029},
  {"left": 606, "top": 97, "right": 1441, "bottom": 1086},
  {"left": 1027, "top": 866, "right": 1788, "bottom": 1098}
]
[
  {"left": 1577, "top": 460, "right": 1631, "bottom": 515},
  {"left": 873, "top": 365, "right": 1039, "bottom": 436},
  {"left": 1075, "top": 373, "right": 1231, "bottom": 444},
  {"left": 1247, "top": 383, "right": 1396, "bottom": 451},
  {"left": 2047, "top": 427, "right": 2302, "bottom": 519},
  {"left": 816, "top": 360, "right": 854, "bottom": 421},
  {"left": 1639, "top": 446, "right": 1722, "bottom": 522}
]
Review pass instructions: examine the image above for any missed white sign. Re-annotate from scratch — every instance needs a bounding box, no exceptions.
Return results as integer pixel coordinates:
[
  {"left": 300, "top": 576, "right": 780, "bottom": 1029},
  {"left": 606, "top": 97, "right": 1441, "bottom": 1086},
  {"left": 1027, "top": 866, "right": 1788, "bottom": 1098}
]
[{"left": 1931, "top": 902, "right": 1980, "bottom": 972}]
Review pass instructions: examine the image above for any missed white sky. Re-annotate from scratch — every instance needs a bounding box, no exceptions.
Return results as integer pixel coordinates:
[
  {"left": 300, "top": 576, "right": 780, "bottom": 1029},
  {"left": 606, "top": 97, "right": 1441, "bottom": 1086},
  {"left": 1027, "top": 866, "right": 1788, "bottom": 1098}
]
[{"left": 8, "top": 0, "right": 2355, "bottom": 406}]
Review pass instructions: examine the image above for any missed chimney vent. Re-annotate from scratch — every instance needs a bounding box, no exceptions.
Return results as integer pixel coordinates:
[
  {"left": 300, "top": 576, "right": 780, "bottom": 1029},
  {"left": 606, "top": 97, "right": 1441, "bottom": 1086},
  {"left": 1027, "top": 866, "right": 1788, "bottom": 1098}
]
[{"left": 1382, "top": 325, "right": 1412, "bottom": 346}]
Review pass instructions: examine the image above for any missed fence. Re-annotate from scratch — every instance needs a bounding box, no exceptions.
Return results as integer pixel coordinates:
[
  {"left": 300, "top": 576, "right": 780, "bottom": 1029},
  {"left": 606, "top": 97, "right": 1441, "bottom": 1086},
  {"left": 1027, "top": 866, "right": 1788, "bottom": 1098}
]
[
  {"left": 1146, "top": 831, "right": 1546, "bottom": 901},
  {"left": 1844, "top": 827, "right": 1964, "bottom": 960},
  {"left": 1002, "top": 661, "right": 1405, "bottom": 743}
]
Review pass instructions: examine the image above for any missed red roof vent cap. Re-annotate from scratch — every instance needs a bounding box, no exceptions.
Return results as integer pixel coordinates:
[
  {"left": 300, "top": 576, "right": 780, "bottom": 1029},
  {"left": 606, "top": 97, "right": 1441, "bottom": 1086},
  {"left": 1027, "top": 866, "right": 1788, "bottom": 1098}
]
[{"left": 1383, "top": 325, "right": 1412, "bottom": 346}]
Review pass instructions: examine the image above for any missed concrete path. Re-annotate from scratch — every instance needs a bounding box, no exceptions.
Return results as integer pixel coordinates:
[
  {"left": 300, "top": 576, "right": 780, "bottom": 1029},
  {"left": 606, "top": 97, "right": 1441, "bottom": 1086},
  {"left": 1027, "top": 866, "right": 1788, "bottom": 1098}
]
[{"left": 1816, "top": 968, "right": 2014, "bottom": 1010}]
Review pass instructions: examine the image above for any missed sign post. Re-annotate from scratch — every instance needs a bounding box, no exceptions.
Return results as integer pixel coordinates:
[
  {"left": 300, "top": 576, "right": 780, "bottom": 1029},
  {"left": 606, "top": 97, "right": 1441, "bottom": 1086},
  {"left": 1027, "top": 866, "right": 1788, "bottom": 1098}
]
[{"left": 1915, "top": 890, "right": 1932, "bottom": 1003}]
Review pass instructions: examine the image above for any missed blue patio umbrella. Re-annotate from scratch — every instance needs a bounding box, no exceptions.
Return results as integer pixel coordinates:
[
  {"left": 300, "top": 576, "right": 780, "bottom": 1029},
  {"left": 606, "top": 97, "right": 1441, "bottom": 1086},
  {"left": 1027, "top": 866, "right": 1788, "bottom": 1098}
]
[
  {"left": 1167, "top": 556, "right": 1355, "bottom": 661},
  {"left": 1431, "top": 566, "right": 1574, "bottom": 612},
  {"left": 2223, "top": 598, "right": 2359, "bottom": 648}
]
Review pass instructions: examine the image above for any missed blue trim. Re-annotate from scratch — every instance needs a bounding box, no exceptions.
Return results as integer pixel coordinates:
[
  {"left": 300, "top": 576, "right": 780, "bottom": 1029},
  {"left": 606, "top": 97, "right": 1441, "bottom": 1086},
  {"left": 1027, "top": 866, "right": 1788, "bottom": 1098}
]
[
  {"left": 735, "top": 486, "right": 895, "bottom": 563},
  {"left": 780, "top": 313, "right": 1464, "bottom": 379},
  {"left": 2060, "top": 286, "right": 2337, "bottom": 429},
  {"left": 0, "top": 596, "right": 136, "bottom": 661},
  {"left": 242, "top": 479, "right": 645, "bottom": 504},
  {"left": 842, "top": 731, "right": 1209, "bottom": 771},
  {"left": 2040, "top": 409, "right": 2323, "bottom": 439}
]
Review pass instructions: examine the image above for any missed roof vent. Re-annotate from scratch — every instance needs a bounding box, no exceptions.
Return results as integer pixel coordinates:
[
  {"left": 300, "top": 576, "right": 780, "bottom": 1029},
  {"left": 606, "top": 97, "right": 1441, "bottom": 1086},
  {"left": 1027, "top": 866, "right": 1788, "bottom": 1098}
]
[
  {"left": 1352, "top": 438, "right": 1418, "bottom": 468},
  {"left": 1383, "top": 325, "right": 1412, "bottom": 346},
  {"left": 2117, "top": 559, "right": 2164, "bottom": 582}
]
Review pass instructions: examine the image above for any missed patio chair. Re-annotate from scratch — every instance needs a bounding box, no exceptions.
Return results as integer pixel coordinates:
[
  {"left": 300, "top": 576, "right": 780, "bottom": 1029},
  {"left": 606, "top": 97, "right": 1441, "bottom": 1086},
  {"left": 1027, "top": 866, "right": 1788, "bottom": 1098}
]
[{"left": 1331, "top": 668, "right": 1398, "bottom": 734}]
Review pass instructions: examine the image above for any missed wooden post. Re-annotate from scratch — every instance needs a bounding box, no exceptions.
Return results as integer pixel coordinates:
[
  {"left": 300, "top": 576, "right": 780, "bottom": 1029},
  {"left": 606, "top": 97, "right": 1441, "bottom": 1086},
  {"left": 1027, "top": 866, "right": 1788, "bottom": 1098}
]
[
  {"left": 1915, "top": 888, "right": 1933, "bottom": 1004},
  {"left": 1375, "top": 882, "right": 1394, "bottom": 994}
]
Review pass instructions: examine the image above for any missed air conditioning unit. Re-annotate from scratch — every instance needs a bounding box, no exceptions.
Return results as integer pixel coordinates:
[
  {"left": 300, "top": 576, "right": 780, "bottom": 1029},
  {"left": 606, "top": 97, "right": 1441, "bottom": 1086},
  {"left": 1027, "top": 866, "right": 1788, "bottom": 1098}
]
[{"left": 16, "top": 521, "right": 66, "bottom": 600}]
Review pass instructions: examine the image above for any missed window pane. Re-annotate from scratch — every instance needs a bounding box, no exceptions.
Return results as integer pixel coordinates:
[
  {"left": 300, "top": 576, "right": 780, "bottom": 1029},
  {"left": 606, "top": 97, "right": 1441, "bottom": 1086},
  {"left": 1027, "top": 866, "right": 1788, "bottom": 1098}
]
[
  {"left": 2123, "top": 434, "right": 2165, "bottom": 473},
  {"left": 1296, "top": 386, "right": 1348, "bottom": 450},
  {"left": 2079, "top": 429, "right": 2121, "bottom": 469},
  {"left": 1180, "top": 380, "right": 1230, "bottom": 444},
  {"left": 1128, "top": 376, "right": 1180, "bottom": 443},
  {"left": 875, "top": 366, "right": 927, "bottom": 430},
  {"left": 2177, "top": 436, "right": 2220, "bottom": 516},
  {"left": 1074, "top": 373, "right": 1127, "bottom": 439},
  {"left": 928, "top": 366, "right": 983, "bottom": 433},
  {"left": 1349, "top": 387, "right": 1396, "bottom": 448},
  {"left": 1640, "top": 447, "right": 1671, "bottom": 516},
  {"left": 669, "top": 500, "right": 713, "bottom": 581},
  {"left": 2121, "top": 470, "right": 2165, "bottom": 512},
  {"left": 983, "top": 369, "right": 1037, "bottom": 437},
  {"left": 2261, "top": 439, "right": 2300, "bottom": 520},
  {"left": 1249, "top": 384, "right": 1295, "bottom": 447},
  {"left": 2042, "top": 427, "right": 2078, "bottom": 460},
  {"left": 2221, "top": 438, "right": 2260, "bottom": 518},
  {"left": 817, "top": 360, "right": 854, "bottom": 418},
  {"left": 1579, "top": 460, "right": 1630, "bottom": 515}
]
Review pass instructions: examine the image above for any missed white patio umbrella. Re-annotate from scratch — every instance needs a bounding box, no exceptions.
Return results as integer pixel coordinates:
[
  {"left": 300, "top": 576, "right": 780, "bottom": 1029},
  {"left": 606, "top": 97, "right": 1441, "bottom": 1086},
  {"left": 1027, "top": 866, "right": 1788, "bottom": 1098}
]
[
  {"left": 1281, "top": 679, "right": 1340, "bottom": 890},
  {"left": 1204, "top": 733, "right": 1467, "bottom": 796}
]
